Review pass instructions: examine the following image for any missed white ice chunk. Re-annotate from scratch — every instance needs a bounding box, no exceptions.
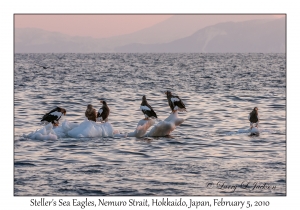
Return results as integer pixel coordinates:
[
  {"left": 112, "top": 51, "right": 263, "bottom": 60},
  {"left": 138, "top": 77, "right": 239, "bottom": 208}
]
[
  {"left": 67, "top": 119, "right": 114, "bottom": 138},
  {"left": 127, "top": 119, "right": 155, "bottom": 137},
  {"left": 25, "top": 119, "right": 115, "bottom": 140},
  {"left": 25, "top": 123, "right": 58, "bottom": 140},
  {"left": 146, "top": 112, "right": 184, "bottom": 137},
  {"left": 250, "top": 127, "right": 260, "bottom": 134}
]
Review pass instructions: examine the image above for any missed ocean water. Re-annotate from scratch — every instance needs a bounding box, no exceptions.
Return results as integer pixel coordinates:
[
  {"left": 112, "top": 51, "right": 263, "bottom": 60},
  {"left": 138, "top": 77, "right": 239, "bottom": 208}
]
[{"left": 14, "top": 53, "right": 286, "bottom": 196}]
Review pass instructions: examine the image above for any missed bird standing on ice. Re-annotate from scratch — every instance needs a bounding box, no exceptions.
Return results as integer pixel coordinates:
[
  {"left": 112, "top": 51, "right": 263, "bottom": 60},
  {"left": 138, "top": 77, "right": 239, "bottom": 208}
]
[
  {"left": 140, "top": 95, "right": 157, "bottom": 120},
  {"left": 165, "top": 91, "right": 186, "bottom": 113},
  {"left": 97, "top": 100, "right": 110, "bottom": 122},
  {"left": 85, "top": 104, "right": 97, "bottom": 122},
  {"left": 41, "top": 107, "right": 66, "bottom": 126}
]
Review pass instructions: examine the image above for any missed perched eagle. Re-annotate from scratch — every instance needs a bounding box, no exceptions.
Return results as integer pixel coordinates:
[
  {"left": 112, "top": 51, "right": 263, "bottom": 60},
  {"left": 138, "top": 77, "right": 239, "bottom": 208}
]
[
  {"left": 85, "top": 104, "right": 97, "bottom": 122},
  {"left": 97, "top": 100, "right": 110, "bottom": 122},
  {"left": 165, "top": 91, "right": 186, "bottom": 113},
  {"left": 41, "top": 107, "right": 66, "bottom": 126},
  {"left": 140, "top": 95, "right": 157, "bottom": 120}
]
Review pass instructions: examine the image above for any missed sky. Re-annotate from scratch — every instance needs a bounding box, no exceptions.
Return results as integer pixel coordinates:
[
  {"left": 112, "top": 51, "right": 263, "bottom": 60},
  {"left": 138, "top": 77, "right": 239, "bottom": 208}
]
[
  {"left": 14, "top": 14, "right": 284, "bottom": 39},
  {"left": 14, "top": 15, "right": 173, "bottom": 38}
]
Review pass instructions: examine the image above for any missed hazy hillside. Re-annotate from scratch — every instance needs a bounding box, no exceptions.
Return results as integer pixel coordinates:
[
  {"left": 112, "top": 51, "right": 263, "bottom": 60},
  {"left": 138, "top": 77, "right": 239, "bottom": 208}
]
[
  {"left": 15, "top": 28, "right": 106, "bottom": 53},
  {"left": 116, "top": 18, "right": 285, "bottom": 53}
]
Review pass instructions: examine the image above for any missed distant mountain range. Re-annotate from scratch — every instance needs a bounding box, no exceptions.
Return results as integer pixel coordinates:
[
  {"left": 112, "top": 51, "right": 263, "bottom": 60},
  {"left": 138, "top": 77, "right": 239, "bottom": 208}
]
[
  {"left": 15, "top": 16, "right": 285, "bottom": 53},
  {"left": 116, "top": 18, "right": 285, "bottom": 53}
]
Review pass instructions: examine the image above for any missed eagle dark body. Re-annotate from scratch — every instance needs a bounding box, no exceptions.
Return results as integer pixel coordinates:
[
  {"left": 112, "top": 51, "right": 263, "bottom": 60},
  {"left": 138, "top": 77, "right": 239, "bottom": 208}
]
[
  {"left": 85, "top": 104, "right": 97, "bottom": 122},
  {"left": 97, "top": 101, "right": 110, "bottom": 122},
  {"left": 165, "top": 91, "right": 186, "bottom": 112},
  {"left": 41, "top": 107, "right": 66, "bottom": 125},
  {"left": 249, "top": 112, "right": 258, "bottom": 123},
  {"left": 140, "top": 95, "right": 157, "bottom": 119}
]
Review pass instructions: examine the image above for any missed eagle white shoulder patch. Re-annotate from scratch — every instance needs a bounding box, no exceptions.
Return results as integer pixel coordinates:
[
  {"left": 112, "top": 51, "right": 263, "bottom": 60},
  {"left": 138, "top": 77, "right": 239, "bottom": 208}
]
[
  {"left": 140, "top": 105, "right": 151, "bottom": 111},
  {"left": 171, "top": 97, "right": 180, "bottom": 102},
  {"left": 50, "top": 111, "right": 62, "bottom": 117}
]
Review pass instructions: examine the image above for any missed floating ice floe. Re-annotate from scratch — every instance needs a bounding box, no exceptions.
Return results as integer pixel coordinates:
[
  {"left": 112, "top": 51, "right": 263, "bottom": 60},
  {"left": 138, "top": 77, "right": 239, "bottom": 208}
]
[
  {"left": 128, "top": 112, "right": 185, "bottom": 137},
  {"left": 25, "top": 112, "right": 185, "bottom": 140},
  {"left": 127, "top": 118, "right": 156, "bottom": 137},
  {"left": 250, "top": 127, "right": 260, "bottom": 135},
  {"left": 67, "top": 119, "right": 114, "bottom": 138},
  {"left": 25, "top": 119, "right": 117, "bottom": 140},
  {"left": 25, "top": 123, "right": 58, "bottom": 140},
  {"left": 147, "top": 112, "right": 184, "bottom": 137},
  {"left": 237, "top": 127, "right": 260, "bottom": 135}
]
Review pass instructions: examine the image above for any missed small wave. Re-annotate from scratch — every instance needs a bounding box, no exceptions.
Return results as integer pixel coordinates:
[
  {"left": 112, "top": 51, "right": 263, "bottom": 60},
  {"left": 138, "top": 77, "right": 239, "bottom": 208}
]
[
  {"left": 76, "top": 188, "right": 106, "bottom": 196},
  {"left": 277, "top": 179, "right": 286, "bottom": 183},
  {"left": 15, "top": 161, "right": 36, "bottom": 167},
  {"left": 115, "top": 150, "right": 150, "bottom": 157},
  {"left": 223, "top": 128, "right": 284, "bottom": 136}
]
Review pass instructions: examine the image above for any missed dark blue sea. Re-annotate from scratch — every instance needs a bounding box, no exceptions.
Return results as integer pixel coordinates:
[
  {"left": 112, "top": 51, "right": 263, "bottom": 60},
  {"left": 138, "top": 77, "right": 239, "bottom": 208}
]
[{"left": 14, "top": 53, "right": 286, "bottom": 196}]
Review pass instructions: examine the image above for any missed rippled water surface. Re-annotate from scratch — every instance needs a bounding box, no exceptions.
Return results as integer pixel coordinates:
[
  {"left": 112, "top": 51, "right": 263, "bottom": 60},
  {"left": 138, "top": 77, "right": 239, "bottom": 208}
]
[{"left": 14, "top": 53, "right": 286, "bottom": 196}]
